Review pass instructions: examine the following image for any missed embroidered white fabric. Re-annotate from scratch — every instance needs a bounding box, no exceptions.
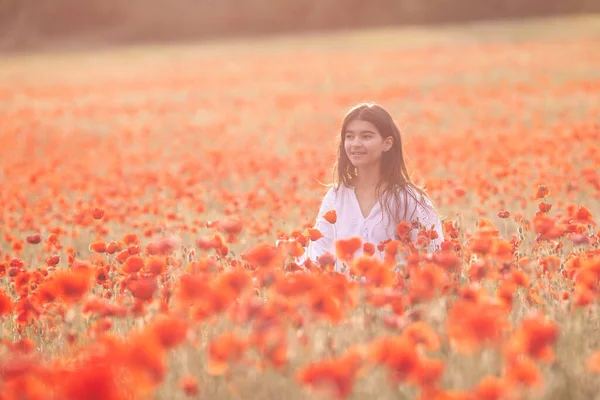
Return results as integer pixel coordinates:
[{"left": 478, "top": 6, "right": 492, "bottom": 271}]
[{"left": 296, "top": 184, "right": 444, "bottom": 272}]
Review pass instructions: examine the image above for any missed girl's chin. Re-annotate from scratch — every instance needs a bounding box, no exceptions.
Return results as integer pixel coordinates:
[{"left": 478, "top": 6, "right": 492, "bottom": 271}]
[
  {"left": 349, "top": 155, "right": 366, "bottom": 163},
  {"left": 350, "top": 160, "right": 375, "bottom": 168}
]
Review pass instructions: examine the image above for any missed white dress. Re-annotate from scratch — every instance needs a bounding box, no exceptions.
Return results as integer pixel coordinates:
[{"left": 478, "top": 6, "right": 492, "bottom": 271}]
[{"left": 297, "top": 184, "right": 444, "bottom": 272}]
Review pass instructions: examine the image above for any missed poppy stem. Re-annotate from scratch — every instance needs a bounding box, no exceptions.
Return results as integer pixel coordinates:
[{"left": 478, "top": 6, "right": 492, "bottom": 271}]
[{"left": 333, "top": 223, "right": 339, "bottom": 272}]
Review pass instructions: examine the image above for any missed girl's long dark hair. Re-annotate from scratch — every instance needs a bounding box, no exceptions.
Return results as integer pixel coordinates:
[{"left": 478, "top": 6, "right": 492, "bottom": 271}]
[{"left": 332, "top": 102, "right": 433, "bottom": 230}]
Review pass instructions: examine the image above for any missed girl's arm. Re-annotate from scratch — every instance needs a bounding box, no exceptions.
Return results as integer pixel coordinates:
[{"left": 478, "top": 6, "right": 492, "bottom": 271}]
[
  {"left": 297, "top": 188, "right": 336, "bottom": 265},
  {"left": 410, "top": 196, "right": 444, "bottom": 253}
]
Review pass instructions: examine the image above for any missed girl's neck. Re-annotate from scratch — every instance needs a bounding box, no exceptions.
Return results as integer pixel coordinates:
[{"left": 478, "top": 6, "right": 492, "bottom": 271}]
[{"left": 352, "top": 165, "right": 381, "bottom": 192}]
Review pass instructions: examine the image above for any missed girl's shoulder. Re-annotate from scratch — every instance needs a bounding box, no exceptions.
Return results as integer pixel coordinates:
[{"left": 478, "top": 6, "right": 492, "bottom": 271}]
[
  {"left": 391, "top": 184, "right": 434, "bottom": 207},
  {"left": 318, "top": 182, "right": 356, "bottom": 208},
  {"left": 322, "top": 182, "right": 348, "bottom": 200}
]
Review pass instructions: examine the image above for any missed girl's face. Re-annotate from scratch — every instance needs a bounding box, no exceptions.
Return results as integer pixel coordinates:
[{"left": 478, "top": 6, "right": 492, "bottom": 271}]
[{"left": 343, "top": 119, "right": 392, "bottom": 169}]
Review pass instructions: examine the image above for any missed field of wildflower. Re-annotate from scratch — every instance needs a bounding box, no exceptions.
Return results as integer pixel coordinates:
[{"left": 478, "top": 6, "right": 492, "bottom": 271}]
[{"left": 1, "top": 14, "right": 600, "bottom": 400}]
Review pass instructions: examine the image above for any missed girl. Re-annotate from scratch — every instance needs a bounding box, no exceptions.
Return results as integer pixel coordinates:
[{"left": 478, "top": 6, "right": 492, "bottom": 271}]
[{"left": 298, "top": 102, "right": 444, "bottom": 273}]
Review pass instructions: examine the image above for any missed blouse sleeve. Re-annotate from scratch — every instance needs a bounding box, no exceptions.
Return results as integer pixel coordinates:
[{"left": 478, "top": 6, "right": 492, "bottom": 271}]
[
  {"left": 409, "top": 194, "right": 444, "bottom": 253},
  {"left": 296, "top": 187, "right": 336, "bottom": 265}
]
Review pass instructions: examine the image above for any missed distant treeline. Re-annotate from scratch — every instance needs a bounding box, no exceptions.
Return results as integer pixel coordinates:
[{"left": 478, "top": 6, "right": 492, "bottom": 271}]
[{"left": 1, "top": 0, "right": 599, "bottom": 52}]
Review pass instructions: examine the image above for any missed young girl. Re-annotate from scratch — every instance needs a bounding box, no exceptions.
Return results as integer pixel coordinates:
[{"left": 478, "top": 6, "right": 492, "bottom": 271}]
[{"left": 298, "top": 102, "right": 444, "bottom": 273}]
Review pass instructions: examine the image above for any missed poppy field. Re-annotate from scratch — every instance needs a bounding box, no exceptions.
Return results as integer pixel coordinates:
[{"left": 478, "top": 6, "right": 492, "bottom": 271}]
[{"left": 1, "top": 15, "right": 600, "bottom": 400}]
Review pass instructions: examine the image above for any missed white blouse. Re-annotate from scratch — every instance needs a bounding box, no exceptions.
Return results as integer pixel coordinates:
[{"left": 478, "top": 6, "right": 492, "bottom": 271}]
[{"left": 297, "top": 184, "right": 444, "bottom": 272}]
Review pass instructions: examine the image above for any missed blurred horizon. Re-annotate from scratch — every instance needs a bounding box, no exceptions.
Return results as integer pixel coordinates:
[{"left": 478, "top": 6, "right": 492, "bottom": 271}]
[{"left": 1, "top": 0, "right": 600, "bottom": 53}]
